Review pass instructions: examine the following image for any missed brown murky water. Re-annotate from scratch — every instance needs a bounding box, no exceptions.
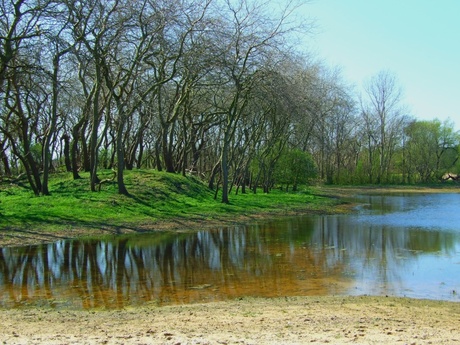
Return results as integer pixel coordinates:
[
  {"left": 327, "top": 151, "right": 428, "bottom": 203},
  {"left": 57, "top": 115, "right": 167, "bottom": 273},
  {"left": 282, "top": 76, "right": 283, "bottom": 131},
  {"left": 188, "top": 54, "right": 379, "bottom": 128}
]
[{"left": 1, "top": 193, "right": 460, "bottom": 309}]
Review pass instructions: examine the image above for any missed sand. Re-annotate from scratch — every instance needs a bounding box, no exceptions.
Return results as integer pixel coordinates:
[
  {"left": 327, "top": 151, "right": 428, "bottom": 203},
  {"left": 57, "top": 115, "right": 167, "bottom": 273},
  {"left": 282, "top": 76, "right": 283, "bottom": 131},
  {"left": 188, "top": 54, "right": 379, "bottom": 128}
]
[{"left": 1, "top": 295, "right": 459, "bottom": 344}]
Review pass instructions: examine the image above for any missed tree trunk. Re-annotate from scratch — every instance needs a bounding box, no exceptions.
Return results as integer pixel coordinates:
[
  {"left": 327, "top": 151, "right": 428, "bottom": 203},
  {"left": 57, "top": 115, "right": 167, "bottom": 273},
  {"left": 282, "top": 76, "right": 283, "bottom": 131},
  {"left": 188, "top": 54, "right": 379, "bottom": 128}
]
[
  {"left": 42, "top": 54, "right": 62, "bottom": 196},
  {"left": 70, "top": 125, "right": 82, "bottom": 180},
  {"left": 89, "top": 111, "right": 100, "bottom": 192},
  {"left": 62, "top": 134, "right": 72, "bottom": 172},
  {"left": 208, "top": 161, "right": 220, "bottom": 190},
  {"left": 136, "top": 136, "right": 144, "bottom": 169},
  {"left": 116, "top": 122, "right": 129, "bottom": 195},
  {"left": 80, "top": 136, "right": 90, "bottom": 172},
  {"left": 155, "top": 139, "right": 162, "bottom": 171},
  {"left": 162, "top": 125, "right": 175, "bottom": 173},
  {"left": 0, "top": 140, "right": 11, "bottom": 176},
  {"left": 220, "top": 120, "right": 233, "bottom": 203}
]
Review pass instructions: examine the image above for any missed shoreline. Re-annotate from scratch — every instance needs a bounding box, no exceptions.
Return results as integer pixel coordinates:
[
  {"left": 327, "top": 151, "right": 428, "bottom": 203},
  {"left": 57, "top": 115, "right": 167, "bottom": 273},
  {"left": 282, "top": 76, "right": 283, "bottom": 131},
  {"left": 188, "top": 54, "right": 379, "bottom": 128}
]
[
  {"left": 0, "top": 198, "right": 352, "bottom": 248},
  {"left": 2, "top": 185, "right": 458, "bottom": 248}
]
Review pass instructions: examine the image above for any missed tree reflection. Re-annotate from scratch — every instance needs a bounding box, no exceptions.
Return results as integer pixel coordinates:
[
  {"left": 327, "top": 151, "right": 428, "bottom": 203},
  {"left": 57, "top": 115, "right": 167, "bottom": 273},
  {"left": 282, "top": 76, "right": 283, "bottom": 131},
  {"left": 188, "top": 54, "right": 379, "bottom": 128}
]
[{"left": 0, "top": 211, "right": 458, "bottom": 309}]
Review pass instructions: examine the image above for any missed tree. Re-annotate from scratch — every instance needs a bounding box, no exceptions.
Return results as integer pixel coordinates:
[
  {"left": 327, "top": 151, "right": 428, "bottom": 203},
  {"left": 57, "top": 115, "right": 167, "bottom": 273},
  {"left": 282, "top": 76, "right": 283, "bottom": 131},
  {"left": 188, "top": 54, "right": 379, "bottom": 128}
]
[
  {"left": 40, "top": 5, "right": 75, "bottom": 195},
  {"left": 246, "top": 67, "right": 297, "bottom": 193},
  {"left": 212, "top": 0, "right": 306, "bottom": 203},
  {"left": 65, "top": 0, "right": 114, "bottom": 192},
  {"left": 404, "top": 119, "right": 460, "bottom": 182},
  {"left": 360, "top": 71, "right": 406, "bottom": 183},
  {"left": 0, "top": 0, "right": 46, "bottom": 86},
  {"left": 274, "top": 149, "right": 317, "bottom": 191},
  {"left": 0, "top": 0, "right": 51, "bottom": 194},
  {"left": 145, "top": 0, "right": 213, "bottom": 174},
  {"left": 307, "top": 67, "right": 357, "bottom": 184}
]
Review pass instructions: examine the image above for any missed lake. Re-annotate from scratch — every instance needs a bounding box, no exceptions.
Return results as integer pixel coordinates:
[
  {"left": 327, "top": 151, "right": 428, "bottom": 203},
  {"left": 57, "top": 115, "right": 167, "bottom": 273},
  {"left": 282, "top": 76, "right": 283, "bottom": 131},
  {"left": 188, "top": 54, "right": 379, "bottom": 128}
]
[{"left": 1, "top": 192, "right": 459, "bottom": 309}]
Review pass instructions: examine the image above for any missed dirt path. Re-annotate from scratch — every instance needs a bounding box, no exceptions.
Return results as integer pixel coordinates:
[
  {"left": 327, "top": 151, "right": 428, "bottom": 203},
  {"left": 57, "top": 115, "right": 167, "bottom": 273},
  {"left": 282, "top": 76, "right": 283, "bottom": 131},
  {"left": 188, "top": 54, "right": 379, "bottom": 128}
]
[{"left": 1, "top": 296, "right": 459, "bottom": 344}]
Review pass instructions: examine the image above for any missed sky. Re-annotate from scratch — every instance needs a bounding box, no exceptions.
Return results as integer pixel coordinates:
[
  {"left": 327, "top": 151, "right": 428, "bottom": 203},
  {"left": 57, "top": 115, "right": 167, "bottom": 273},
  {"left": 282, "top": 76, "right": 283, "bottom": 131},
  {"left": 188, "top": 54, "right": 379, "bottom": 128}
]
[{"left": 301, "top": 0, "right": 460, "bottom": 129}]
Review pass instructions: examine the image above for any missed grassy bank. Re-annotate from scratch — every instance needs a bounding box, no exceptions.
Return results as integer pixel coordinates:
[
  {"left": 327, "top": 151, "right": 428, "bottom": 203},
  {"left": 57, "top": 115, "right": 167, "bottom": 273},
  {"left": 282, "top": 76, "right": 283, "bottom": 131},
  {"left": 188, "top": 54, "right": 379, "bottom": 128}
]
[
  {"left": 0, "top": 169, "right": 342, "bottom": 247},
  {"left": 4, "top": 170, "right": 456, "bottom": 248}
]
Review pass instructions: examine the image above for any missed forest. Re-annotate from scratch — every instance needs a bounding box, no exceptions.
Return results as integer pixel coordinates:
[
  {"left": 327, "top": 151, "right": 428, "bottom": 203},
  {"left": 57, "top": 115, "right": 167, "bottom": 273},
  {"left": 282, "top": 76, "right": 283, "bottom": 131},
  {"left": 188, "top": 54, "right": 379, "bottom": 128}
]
[{"left": 1, "top": 0, "right": 459, "bottom": 204}]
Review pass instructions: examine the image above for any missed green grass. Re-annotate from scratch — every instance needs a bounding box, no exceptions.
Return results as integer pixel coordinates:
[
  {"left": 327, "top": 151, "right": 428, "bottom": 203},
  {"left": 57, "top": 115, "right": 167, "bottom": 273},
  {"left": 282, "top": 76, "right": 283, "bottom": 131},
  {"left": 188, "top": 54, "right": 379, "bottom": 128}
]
[{"left": 0, "top": 169, "right": 339, "bottom": 234}]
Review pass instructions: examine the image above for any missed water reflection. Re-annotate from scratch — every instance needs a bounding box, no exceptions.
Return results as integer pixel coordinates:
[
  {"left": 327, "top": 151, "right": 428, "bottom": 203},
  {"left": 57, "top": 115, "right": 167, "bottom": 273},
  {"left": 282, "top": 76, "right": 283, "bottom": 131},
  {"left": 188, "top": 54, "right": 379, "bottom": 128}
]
[
  {"left": 355, "top": 193, "right": 460, "bottom": 231},
  {"left": 1, "top": 193, "right": 460, "bottom": 309}
]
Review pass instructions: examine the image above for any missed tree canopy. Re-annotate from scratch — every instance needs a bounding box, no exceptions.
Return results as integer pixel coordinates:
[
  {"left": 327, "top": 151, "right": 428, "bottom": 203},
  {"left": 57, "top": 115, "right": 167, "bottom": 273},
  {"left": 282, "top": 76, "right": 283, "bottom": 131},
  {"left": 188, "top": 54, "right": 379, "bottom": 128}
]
[{"left": 1, "top": 0, "right": 458, "bottom": 201}]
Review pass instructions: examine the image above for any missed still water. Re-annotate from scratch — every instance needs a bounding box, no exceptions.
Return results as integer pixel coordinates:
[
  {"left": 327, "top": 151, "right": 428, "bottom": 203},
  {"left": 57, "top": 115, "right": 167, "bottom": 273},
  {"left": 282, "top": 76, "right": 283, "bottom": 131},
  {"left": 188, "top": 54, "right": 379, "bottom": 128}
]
[{"left": 1, "top": 193, "right": 459, "bottom": 309}]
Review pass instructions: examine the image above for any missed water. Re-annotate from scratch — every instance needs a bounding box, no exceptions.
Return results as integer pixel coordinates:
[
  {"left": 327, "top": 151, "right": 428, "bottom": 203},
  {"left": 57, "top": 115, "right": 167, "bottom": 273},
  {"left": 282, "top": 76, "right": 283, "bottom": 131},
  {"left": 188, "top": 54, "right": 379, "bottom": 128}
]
[{"left": 1, "top": 193, "right": 459, "bottom": 309}]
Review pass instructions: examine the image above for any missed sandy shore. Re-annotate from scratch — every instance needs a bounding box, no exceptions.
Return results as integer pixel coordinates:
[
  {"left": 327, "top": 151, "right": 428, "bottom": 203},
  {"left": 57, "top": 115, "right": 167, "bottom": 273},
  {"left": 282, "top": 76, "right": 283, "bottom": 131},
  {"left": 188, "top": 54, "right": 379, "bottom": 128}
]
[{"left": 1, "top": 295, "right": 459, "bottom": 344}]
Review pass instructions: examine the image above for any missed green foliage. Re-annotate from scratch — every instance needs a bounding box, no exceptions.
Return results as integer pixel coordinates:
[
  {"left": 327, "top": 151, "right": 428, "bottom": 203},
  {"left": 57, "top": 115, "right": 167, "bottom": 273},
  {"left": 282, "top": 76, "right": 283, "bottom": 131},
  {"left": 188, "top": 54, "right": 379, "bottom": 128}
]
[
  {"left": 30, "top": 144, "right": 43, "bottom": 165},
  {"left": 0, "top": 170, "right": 332, "bottom": 233},
  {"left": 274, "top": 149, "right": 317, "bottom": 191},
  {"left": 404, "top": 119, "right": 460, "bottom": 182},
  {"left": 98, "top": 149, "right": 113, "bottom": 169}
]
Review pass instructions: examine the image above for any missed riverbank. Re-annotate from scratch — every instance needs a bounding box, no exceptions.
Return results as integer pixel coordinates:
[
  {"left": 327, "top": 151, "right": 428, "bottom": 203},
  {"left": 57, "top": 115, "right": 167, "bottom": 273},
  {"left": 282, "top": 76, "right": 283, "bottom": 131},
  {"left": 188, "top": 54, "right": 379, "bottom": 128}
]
[
  {"left": 1, "top": 175, "right": 459, "bottom": 248},
  {"left": 0, "top": 196, "right": 351, "bottom": 248},
  {"left": 1, "top": 295, "right": 459, "bottom": 344},
  {"left": 0, "top": 170, "right": 348, "bottom": 248}
]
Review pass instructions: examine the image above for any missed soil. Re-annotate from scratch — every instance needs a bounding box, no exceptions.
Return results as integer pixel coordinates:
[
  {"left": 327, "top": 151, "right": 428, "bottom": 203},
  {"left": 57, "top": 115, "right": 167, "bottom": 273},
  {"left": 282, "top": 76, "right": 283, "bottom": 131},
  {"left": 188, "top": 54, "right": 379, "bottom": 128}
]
[
  {"left": 1, "top": 186, "right": 459, "bottom": 344},
  {"left": 0, "top": 296, "right": 459, "bottom": 344}
]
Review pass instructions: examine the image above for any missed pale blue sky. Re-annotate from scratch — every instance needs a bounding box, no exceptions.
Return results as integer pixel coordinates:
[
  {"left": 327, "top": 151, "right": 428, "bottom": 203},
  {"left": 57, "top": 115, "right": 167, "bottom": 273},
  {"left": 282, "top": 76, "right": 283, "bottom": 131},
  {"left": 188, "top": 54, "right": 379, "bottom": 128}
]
[{"left": 303, "top": 0, "right": 460, "bottom": 129}]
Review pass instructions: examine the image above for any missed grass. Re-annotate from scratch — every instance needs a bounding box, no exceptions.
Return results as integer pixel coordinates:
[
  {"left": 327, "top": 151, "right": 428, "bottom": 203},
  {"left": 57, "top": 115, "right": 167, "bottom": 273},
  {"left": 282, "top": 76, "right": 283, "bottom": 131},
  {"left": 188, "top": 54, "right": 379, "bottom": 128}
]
[{"left": 0, "top": 169, "right": 340, "bottom": 236}]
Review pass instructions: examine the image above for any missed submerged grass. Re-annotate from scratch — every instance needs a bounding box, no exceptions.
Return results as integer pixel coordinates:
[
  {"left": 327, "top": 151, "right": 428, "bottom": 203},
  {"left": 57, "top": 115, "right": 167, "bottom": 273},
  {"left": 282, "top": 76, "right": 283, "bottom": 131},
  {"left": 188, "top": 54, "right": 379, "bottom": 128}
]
[{"left": 0, "top": 170, "right": 339, "bottom": 236}]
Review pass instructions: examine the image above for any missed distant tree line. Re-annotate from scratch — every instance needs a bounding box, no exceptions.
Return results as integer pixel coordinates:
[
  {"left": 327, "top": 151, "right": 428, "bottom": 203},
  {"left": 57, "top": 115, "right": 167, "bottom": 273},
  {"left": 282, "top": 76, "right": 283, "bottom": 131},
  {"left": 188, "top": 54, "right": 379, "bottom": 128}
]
[{"left": 1, "top": 0, "right": 459, "bottom": 202}]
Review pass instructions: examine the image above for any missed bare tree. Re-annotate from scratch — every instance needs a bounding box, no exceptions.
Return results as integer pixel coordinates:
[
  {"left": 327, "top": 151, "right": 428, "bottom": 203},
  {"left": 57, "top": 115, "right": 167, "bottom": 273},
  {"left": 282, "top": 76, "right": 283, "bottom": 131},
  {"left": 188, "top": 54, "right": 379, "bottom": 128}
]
[
  {"left": 41, "top": 5, "right": 75, "bottom": 195},
  {"left": 0, "top": 0, "right": 46, "bottom": 86},
  {"left": 361, "top": 71, "right": 405, "bottom": 183},
  {"left": 312, "top": 71, "right": 357, "bottom": 184},
  {"left": 65, "top": 0, "right": 115, "bottom": 191},
  {"left": 106, "top": 0, "right": 212, "bottom": 194},
  {"left": 0, "top": 0, "right": 50, "bottom": 194},
  {"left": 211, "top": 0, "right": 306, "bottom": 203}
]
